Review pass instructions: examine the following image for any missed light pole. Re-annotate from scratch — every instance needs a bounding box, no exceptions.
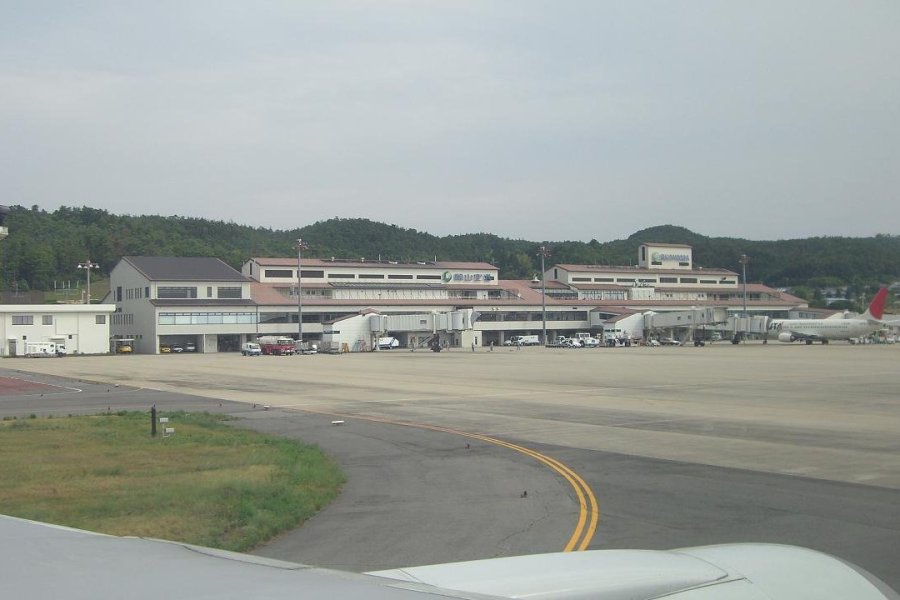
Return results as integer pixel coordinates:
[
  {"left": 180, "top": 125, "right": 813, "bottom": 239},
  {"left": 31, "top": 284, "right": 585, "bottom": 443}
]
[
  {"left": 537, "top": 246, "right": 551, "bottom": 346},
  {"left": 296, "top": 238, "right": 309, "bottom": 344},
  {"left": 77, "top": 258, "right": 99, "bottom": 304},
  {"left": 739, "top": 254, "right": 750, "bottom": 317},
  {"left": 691, "top": 305, "right": 697, "bottom": 343}
]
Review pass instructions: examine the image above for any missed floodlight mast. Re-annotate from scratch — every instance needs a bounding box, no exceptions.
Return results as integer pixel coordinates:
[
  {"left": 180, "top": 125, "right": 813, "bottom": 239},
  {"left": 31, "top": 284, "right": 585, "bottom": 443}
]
[
  {"left": 296, "top": 238, "right": 310, "bottom": 344},
  {"left": 77, "top": 258, "right": 100, "bottom": 304},
  {"left": 537, "top": 246, "right": 552, "bottom": 345},
  {"left": 739, "top": 254, "right": 750, "bottom": 317}
]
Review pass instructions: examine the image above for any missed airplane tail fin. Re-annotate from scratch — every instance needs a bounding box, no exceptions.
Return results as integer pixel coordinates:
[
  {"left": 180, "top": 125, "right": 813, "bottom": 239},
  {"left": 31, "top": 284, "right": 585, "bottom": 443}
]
[{"left": 860, "top": 287, "right": 888, "bottom": 321}]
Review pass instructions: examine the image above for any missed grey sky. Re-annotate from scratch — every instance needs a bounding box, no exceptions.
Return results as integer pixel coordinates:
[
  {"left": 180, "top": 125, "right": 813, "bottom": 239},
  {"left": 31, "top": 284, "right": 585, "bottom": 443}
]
[{"left": 2, "top": 1, "right": 897, "bottom": 242}]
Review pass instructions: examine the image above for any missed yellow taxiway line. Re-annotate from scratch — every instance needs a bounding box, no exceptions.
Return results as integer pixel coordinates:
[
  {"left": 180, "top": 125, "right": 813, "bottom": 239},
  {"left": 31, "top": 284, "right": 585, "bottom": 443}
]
[{"left": 296, "top": 407, "right": 599, "bottom": 552}]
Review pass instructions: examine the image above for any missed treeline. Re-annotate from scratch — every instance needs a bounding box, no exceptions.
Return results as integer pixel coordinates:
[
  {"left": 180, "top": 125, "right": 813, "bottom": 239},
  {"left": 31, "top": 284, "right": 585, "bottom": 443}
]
[{"left": 0, "top": 206, "right": 898, "bottom": 295}]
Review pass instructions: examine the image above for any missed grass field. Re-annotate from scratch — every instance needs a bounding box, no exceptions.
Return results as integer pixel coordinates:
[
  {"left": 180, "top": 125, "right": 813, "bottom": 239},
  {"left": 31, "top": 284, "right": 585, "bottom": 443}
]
[{"left": 0, "top": 411, "right": 344, "bottom": 551}]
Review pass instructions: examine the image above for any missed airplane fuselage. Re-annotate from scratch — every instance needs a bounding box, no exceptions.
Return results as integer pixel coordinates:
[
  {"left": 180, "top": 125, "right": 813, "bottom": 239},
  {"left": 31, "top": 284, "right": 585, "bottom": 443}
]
[{"left": 768, "top": 318, "right": 878, "bottom": 342}]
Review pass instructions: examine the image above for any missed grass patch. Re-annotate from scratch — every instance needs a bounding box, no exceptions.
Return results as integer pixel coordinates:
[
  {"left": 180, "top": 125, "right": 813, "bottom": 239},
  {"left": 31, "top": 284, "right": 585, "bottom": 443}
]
[{"left": 0, "top": 412, "right": 344, "bottom": 552}]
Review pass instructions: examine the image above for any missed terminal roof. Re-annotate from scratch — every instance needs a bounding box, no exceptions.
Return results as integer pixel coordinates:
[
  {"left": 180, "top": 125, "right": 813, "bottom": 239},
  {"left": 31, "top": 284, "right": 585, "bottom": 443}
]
[{"left": 124, "top": 257, "right": 249, "bottom": 282}]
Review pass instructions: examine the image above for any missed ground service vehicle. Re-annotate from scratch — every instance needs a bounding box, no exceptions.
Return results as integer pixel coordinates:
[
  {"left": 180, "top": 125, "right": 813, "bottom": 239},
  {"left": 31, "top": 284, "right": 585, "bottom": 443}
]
[
  {"left": 297, "top": 342, "right": 318, "bottom": 355},
  {"left": 575, "top": 333, "right": 601, "bottom": 347},
  {"left": 504, "top": 335, "right": 540, "bottom": 346},
  {"left": 24, "top": 342, "right": 66, "bottom": 357},
  {"left": 241, "top": 342, "right": 262, "bottom": 356},
  {"left": 553, "top": 336, "right": 585, "bottom": 347},
  {"left": 256, "top": 336, "right": 295, "bottom": 355},
  {"left": 377, "top": 337, "right": 400, "bottom": 350}
]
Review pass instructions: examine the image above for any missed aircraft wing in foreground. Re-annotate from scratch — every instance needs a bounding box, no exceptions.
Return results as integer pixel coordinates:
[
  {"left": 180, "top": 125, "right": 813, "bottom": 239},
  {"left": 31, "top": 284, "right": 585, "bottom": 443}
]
[{"left": 1, "top": 514, "right": 896, "bottom": 600}]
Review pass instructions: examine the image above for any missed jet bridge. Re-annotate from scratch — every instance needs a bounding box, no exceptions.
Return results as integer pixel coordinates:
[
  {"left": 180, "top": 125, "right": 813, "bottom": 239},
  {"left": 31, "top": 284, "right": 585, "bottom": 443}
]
[
  {"left": 322, "top": 309, "right": 477, "bottom": 352},
  {"left": 644, "top": 307, "right": 729, "bottom": 330}
]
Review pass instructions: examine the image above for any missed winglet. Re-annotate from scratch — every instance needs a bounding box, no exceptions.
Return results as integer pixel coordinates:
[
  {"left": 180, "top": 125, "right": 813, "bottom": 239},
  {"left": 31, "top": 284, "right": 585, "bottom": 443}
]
[{"left": 861, "top": 287, "right": 888, "bottom": 321}]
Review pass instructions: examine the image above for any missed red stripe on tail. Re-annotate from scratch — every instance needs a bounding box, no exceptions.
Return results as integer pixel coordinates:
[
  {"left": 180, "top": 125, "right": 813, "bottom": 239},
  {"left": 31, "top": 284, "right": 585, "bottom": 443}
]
[{"left": 868, "top": 288, "right": 888, "bottom": 321}]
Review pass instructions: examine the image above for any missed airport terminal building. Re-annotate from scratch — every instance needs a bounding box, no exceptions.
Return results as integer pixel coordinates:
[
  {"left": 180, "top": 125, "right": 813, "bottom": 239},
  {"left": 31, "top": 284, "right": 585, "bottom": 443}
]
[{"left": 108, "top": 243, "right": 806, "bottom": 353}]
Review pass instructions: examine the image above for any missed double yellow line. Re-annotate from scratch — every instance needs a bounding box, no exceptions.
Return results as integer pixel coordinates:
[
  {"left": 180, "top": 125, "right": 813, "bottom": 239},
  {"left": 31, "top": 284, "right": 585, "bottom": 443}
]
[{"left": 299, "top": 408, "right": 600, "bottom": 552}]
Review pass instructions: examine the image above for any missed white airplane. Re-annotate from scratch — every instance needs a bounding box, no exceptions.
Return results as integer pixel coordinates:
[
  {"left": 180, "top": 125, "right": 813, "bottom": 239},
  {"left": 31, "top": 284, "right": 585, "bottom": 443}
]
[
  {"left": 768, "top": 287, "right": 896, "bottom": 344},
  {"left": 2, "top": 513, "right": 897, "bottom": 599}
]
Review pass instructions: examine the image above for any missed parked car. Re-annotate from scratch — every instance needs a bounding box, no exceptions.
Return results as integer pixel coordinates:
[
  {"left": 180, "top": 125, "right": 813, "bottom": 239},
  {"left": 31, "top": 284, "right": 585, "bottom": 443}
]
[
  {"left": 660, "top": 338, "right": 682, "bottom": 346},
  {"left": 117, "top": 345, "right": 133, "bottom": 353},
  {"left": 647, "top": 339, "right": 661, "bottom": 347},
  {"left": 171, "top": 345, "right": 184, "bottom": 353},
  {"left": 159, "top": 345, "right": 171, "bottom": 353},
  {"left": 185, "top": 342, "right": 196, "bottom": 352}
]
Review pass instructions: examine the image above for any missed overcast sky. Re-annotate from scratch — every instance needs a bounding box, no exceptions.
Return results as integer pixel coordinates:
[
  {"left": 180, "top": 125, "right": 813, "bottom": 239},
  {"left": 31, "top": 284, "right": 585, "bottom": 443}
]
[{"left": 1, "top": 1, "right": 897, "bottom": 242}]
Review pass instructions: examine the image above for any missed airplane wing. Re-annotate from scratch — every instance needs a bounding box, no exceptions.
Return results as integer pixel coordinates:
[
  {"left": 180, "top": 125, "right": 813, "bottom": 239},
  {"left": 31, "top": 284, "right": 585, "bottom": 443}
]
[{"left": 2, "top": 514, "right": 897, "bottom": 600}]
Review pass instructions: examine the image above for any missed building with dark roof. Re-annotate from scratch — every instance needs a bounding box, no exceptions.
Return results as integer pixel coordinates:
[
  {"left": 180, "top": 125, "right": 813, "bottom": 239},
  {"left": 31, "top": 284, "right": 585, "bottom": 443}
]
[
  {"left": 110, "top": 257, "right": 254, "bottom": 353},
  {"left": 108, "top": 245, "right": 806, "bottom": 353}
]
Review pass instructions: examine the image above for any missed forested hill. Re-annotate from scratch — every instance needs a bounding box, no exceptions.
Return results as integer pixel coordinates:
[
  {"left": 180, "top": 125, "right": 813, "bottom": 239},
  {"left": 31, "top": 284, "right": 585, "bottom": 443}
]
[{"left": 0, "top": 206, "right": 898, "bottom": 293}]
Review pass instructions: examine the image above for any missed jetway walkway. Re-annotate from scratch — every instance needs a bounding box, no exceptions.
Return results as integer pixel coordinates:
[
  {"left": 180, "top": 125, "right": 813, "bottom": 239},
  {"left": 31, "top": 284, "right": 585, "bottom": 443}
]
[
  {"left": 322, "top": 309, "right": 477, "bottom": 352},
  {"left": 644, "top": 307, "right": 771, "bottom": 341}
]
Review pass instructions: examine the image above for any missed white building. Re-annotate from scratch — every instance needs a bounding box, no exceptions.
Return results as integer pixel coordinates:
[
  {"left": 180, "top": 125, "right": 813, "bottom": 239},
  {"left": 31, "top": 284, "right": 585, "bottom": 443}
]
[
  {"left": 0, "top": 303, "right": 115, "bottom": 357},
  {"left": 109, "top": 256, "right": 255, "bottom": 354},
  {"left": 106, "top": 244, "right": 806, "bottom": 353}
]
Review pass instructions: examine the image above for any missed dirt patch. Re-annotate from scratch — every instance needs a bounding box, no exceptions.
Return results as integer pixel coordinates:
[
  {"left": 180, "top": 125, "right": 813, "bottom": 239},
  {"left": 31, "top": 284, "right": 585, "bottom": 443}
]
[{"left": 0, "top": 377, "right": 62, "bottom": 396}]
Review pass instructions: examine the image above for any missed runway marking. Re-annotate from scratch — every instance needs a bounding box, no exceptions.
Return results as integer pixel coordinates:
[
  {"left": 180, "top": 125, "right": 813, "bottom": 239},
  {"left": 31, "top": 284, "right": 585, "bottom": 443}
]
[{"left": 292, "top": 407, "right": 599, "bottom": 552}]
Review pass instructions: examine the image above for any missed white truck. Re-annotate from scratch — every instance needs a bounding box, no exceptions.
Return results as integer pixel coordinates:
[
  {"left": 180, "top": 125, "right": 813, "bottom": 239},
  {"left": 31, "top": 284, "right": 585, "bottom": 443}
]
[
  {"left": 504, "top": 335, "right": 541, "bottom": 346},
  {"left": 241, "top": 342, "right": 262, "bottom": 356},
  {"left": 575, "top": 332, "right": 601, "bottom": 347},
  {"left": 25, "top": 342, "right": 66, "bottom": 357}
]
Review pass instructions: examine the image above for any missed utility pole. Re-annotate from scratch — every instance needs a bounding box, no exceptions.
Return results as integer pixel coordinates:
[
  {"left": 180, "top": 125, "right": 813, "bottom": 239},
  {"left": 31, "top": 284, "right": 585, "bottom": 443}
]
[
  {"left": 537, "top": 246, "right": 552, "bottom": 346},
  {"left": 296, "top": 238, "right": 309, "bottom": 344},
  {"left": 739, "top": 254, "right": 750, "bottom": 317},
  {"left": 77, "top": 258, "right": 100, "bottom": 304},
  {"left": 0, "top": 206, "right": 8, "bottom": 305}
]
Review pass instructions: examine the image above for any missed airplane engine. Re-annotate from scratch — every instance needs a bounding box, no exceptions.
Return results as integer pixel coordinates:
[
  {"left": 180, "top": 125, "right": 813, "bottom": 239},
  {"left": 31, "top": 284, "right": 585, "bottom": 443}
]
[{"left": 778, "top": 332, "right": 795, "bottom": 343}]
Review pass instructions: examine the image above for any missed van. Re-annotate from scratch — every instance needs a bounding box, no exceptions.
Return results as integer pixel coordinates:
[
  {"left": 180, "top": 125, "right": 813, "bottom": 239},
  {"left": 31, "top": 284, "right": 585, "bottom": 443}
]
[
  {"left": 241, "top": 342, "right": 262, "bottom": 356},
  {"left": 504, "top": 335, "right": 541, "bottom": 346}
]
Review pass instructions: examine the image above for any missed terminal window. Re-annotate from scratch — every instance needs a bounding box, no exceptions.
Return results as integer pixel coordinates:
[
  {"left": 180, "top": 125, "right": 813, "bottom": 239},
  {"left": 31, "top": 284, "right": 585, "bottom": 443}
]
[
  {"left": 159, "top": 286, "right": 198, "bottom": 299},
  {"left": 217, "top": 287, "right": 242, "bottom": 299}
]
